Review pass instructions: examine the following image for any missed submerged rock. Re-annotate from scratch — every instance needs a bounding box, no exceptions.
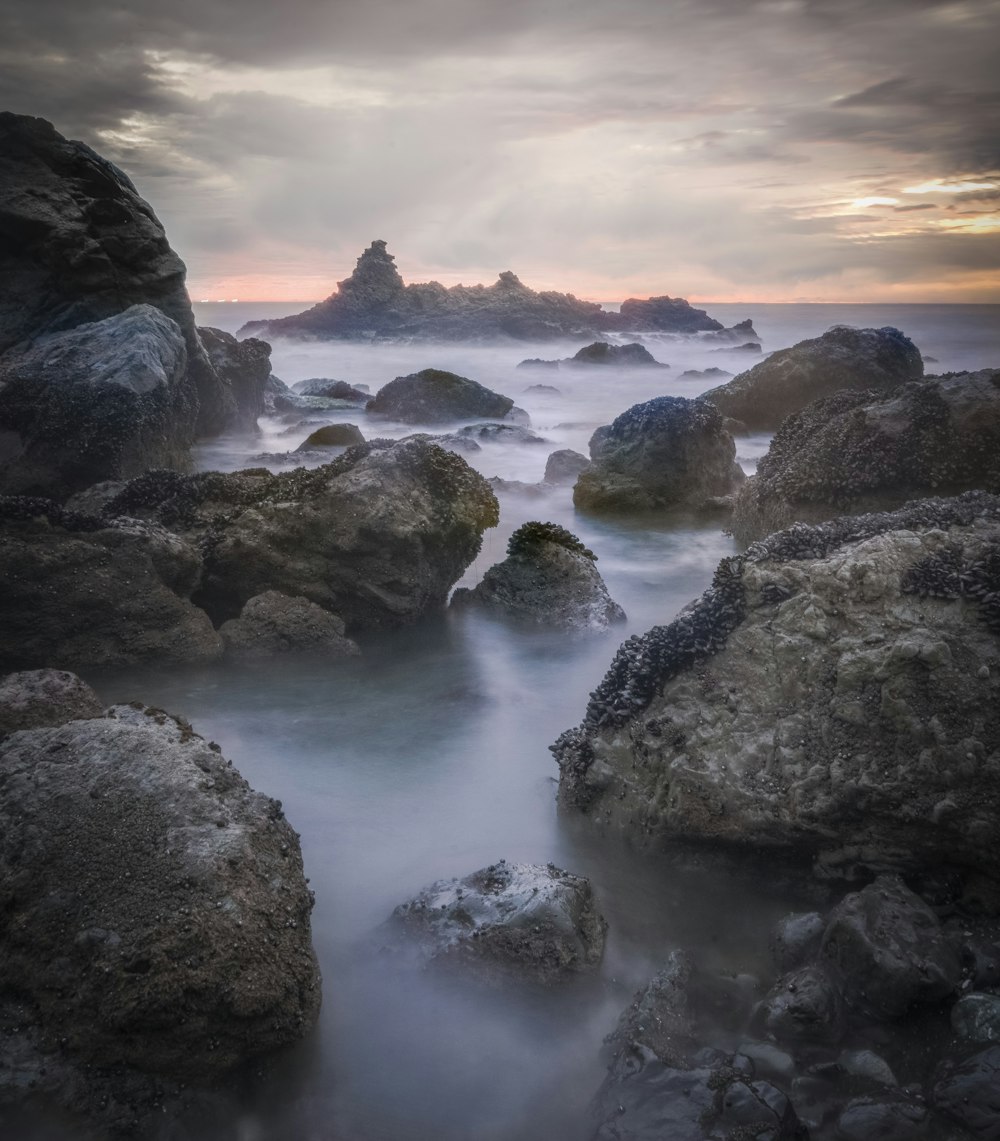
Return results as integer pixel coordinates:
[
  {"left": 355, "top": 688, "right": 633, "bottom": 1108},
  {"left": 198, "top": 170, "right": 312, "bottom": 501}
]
[
  {"left": 573, "top": 395, "right": 745, "bottom": 513},
  {"left": 385, "top": 860, "right": 606, "bottom": 985},
  {"left": 452, "top": 521, "right": 626, "bottom": 630},
  {"left": 551, "top": 492, "right": 1000, "bottom": 883},
  {"left": 366, "top": 368, "right": 516, "bottom": 424},
  {"left": 296, "top": 423, "right": 365, "bottom": 449},
  {"left": 291, "top": 377, "right": 368, "bottom": 402},
  {"left": 219, "top": 591, "right": 360, "bottom": 660},
  {"left": 701, "top": 326, "right": 923, "bottom": 431},
  {"left": 0, "top": 706, "right": 320, "bottom": 1081},
  {"left": 106, "top": 438, "right": 499, "bottom": 633},
  {"left": 564, "top": 342, "right": 668, "bottom": 368},
  {"left": 0, "top": 498, "right": 221, "bottom": 670},
  {"left": 732, "top": 370, "right": 1000, "bottom": 543},
  {"left": 0, "top": 669, "right": 103, "bottom": 736}
]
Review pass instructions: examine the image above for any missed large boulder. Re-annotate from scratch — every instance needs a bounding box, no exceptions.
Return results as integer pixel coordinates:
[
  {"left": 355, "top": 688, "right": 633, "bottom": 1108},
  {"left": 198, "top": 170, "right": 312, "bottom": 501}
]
[
  {"left": 573, "top": 396, "right": 745, "bottom": 513},
  {"left": 0, "top": 497, "right": 222, "bottom": 671},
  {"left": 366, "top": 368, "right": 515, "bottom": 425},
  {"left": 564, "top": 342, "right": 668, "bottom": 368},
  {"left": 451, "top": 521, "right": 626, "bottom": 630},
  {"left": 732, "top": 371, "right": 1000, "bottom": 543},
  {"left": 0, "top": 112, "right": 235, "bottom": 438},
  {"left": 0, "top": 704, "right": 320, "bottom": 1082},
  {"left": 615, "top": 295, "right": 725, "bottom": 334},
  {"left": 383, "top": 860, "right": 606, "bottom": 985},
  {"left": 552, "top": 492, "right": 1000, "bottom": 883},
  {"left": 0, "top": 669, "right": 103, "bottom": 736},
  {"left": 106, "top": 438, "right": 499, "bottom": 631},
  {"left": 219, "top": 591, "right": 360, "bottom": 660},
  {"left": 0, "top": 305, "right": 196, "bottom": 497},
  {"left": 197, "top": 326, "right": 272, "bottom": 434},
  {"left": 295, "top": 423, "right": 365, "bottom": 449},
  {"left": 701, "top": 326, "right": 923, "bottom": 431}
]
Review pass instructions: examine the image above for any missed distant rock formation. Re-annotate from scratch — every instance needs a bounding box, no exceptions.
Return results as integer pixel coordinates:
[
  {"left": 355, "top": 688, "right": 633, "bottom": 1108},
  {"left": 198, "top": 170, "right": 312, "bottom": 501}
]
[
  {"left": 732, "top": 370, "right": 1000, "bottom": 543},
  {"left": 701, "top": 326, "right": 923, "bottom": 431},
  {"left": 239, "top": 240, "right": 727, "bottom": 342},
  {"left": 518, "top": 341, "right": 669, "bottom": 369}
]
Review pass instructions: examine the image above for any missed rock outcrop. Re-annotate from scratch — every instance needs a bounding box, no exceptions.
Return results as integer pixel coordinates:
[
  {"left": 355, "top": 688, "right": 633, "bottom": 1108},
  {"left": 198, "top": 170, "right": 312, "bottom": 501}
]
[
  {"left": 383, "top": 860, "right": 606, "bottom": 985},
  {"left": 701, "top": 326, "right": 923, "bottom": 431},
  {"left": 0, "top": 497, "right": 222, "bottom": 670},
  {"left": 452, "top": 521, "right": 626, "bottom": 630},
  {"left": 732, "top": 371, "right": 1000, "bottom": 544},
  {"left": 366, "top": 368, "right": 515, "bottom": 425},
  {"left": 296, "top": 423, "right": 365, "bottom": 449},
  {"left": 219, "top": 591, "right": 360, "bottom": 660},
  {"left": 239, "top": 241, "right": 725, "bottom": 342},
  {"left": 291, "top": 378, "right": 368, "bottom": 402},
  {"left": 552, "top": 492, "right": 1000, "bottom": 883},
  {"left": 0, "top": 702, "right": 320, "bottom": 1085},
  {"left": 0, "top": 669, "right": 103, "bottom": 736},
  {"left": 197, "top": 326, "right": 272, "bottom": 434},
  {"left": 573, "top": 396, "right": 745, "bottom": 513},
  {"left": 105, "top": 438, "right": 499, "bottom": 632},
  {"left": 565, "top": 342, "right": 668, "bottom": 368}
]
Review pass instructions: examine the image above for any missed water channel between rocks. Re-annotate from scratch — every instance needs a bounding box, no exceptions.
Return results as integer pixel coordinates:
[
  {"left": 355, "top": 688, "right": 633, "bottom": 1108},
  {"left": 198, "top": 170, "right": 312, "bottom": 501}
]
[{"left": 88, "top": 305, "right": 999, "bottom": 1139}]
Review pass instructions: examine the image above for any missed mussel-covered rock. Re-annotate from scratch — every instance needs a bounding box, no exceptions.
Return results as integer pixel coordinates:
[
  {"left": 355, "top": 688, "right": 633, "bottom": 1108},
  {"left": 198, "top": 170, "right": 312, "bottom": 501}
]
[
  {"left": 220, "top": 591, "right": 360, "bottom": 660},
  {"left": 0, "top": 669, "right": 103, "bottom": 736}
]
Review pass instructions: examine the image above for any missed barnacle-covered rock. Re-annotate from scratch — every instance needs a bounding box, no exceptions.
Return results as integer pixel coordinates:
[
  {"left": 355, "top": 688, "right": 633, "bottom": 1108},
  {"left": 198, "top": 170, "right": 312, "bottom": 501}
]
[
  {"left": 701, "top": 326, "right": 922, "bottom": 432},
  {"left": 220, "top": 591, "right": 360, "bottom": 660},
  {"left": 732, "top": 371, "right": 1000, "bottom": 543},
  {"left": 0, "top": 669, "right": 103, "bottom": 736},
  {"left": 106, "top": 438, "right": 499, "bottom": 632},
  {"left": 451, "top": 521, "right": 626, "bottom": 630},
  {"left": 552, "top": 492, "right": 1000, "bottom": 882},
  {"left": 573, "top": 395, "right": 745, "bottom": 513}
]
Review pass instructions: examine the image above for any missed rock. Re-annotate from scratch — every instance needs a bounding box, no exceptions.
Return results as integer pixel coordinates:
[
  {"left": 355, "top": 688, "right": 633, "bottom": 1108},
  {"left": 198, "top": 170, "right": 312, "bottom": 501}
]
[
  {"left": 835, "top": 1095, "right": 929, "bottom": 1140},
  {"left": 0, "top": 498, "right": 222, "bottom": 670},
  {"left": 564, "top": 342, "right": 668, "bottom": 368},
  {"left": 272, "top": 391, "right": 361, "bottom": 415},
  {"left": 517, "top": 358, "right": 561, "bottom": 369},
  {"left": 551, "top": 492, "right": 1000, "bottom": 883},
  {"left": 952, "top": 993, "right": 1000, "bottom": 1043},
  {"left": 543, "top": 448, "right": 592, "bottom": 485},
  {"left": 573, "top": 396, "right": 745, "bottom": 513},
  {"left": 63, "top": 479, "right": 127, "bottom": 516},
  {"left": 240, "top": 241, "right": 725, "bottom": 343},
  {"left": 452, "top": 521, "right": 626, "bottom": 630},
  {"left": 839, "top": 1049, "right": 898, "bottom": 1087},
  {"left": 738, "top": 1041, "right": 796, "bottom": 1082},
  {"left": 384, "top": 860, "right": 606, "bottom": 985},
  {"left": 604, "top": 951, "right": 701, "bottom": 1068},
  {"left": 702, "top": 319, "right": 761, "bottom": 345},
  {"left": 0, "top": 708, "right": 320, "bottom": 1081},
  {"left": 197, "top": 326, "right": 272, "bottom": 433},
  {"left": 487, "top": 476, "right": 548, "bottom": 497},
  {"left": 755, "top": 963, "right": 845, "bottom": 1044},
  {"left": 105, "top": 438, "right": 499, "bottom": 632},
  {"left": 0, "top": 112, "right": 232, "bottom": 437},
  {"left": 769, "top": 911, "right": 825, "bottom": 972},
  {"left": 455, "top": 423, "right": 545, "bottom": 445},
  {"left": 732, "top": 371, "right": 1000, "bottom": 544},
  {"left": 296, "top": 423, "right": 365, "bottom": 449},
  {"left": 932, "top": 1045, "right": 1000, "bottom": 1138},
  {"left": 525, "top": 383, "right": 562, "bottom": 393},
  {"left": 820, "top": 876, "right": 961, "bottom": 1018},
  {"left": 710, "top": 342, "right": 762, "bottom": 355},
  {"left": 0, "top": 669, "right": 103, "bottom": 735},
  {"left": 0, "top": 305, "right": 196, "bottom": 497},
  {"left": 366, "top": 368, "right": 516, "bottom": 424},
  {"left": 219, "top": 592, "right": 360, "bottom": 660},
  {"left": 263, "top": 372, "right": 293, "bottom": 413},
  {"left": 291, "top": 378, "right": 368, "bottom": 402},
  {"left": 702, "top": 327, "right": 923, "bottom": 431},
  {"left": 680, "top": 367, "right": 732, "bottom": 380}
]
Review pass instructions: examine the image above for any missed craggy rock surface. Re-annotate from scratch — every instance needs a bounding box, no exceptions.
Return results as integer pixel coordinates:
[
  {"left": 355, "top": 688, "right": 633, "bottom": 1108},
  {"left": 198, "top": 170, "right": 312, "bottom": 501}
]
[
  {"left": 701, "top": 326, "right": 923, "bottom": 432},
  {"left": 220, "top": 591, "right": 360, "bottom": 660},
  {"left": 553, "top": 492, "right": 1000, "bottom": 882},
  {"left": 732, "top": 370, "right": 1000, "bottom": 543},
  {"left": 0, "top": 669, "right": 103, "bottom": 736},
  {"left": 197, "top": 326, "right": 272, "bottom": 434},
  {"left": 0, "top": 705, "right": 320, "bottom": 1085},
  {"left": 106, "top": 438, "right": 499, "bottom": 631},
  {"left": 0, "top": 305, "right": 195, "bottom": 497},
  {"left": 0, "top": 497, "right": 221, "bottom": 670},
  {"left": 0, "top": 113, "right": 234, "bottom": 438},
  {"left": 240, "top": 240, "right": 724, "bottom": 342},
  {"left": 452, "top": 521, "right": 626, "bottom": 630},
  {"left": 384, "top": 860, "right": 606, "bottom": 985},
  {"left": 366, "top": 367, "right": 515, "bottom": 424},
  {"left": 296, "top": 423, "right": 365, "bottom": 449},
  {"left": 573, "top": 396, "right": 745, "bottom": 513}
]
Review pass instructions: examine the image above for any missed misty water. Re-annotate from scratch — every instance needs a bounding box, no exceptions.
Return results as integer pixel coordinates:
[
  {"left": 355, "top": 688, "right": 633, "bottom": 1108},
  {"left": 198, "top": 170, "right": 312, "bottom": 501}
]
[{"left": 91, "top": 304, "right": 999, "bottom": 1139}]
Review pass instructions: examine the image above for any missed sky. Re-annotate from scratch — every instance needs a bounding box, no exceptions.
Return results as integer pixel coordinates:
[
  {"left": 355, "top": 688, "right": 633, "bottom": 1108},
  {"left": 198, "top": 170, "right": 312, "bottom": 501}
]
[{"left": 2, "top": 0, "right": 999, "bottom": 303}]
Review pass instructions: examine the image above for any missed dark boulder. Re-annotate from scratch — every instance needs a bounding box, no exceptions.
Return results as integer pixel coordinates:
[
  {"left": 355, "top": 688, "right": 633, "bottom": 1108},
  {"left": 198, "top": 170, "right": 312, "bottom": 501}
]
[
  {"left": 565, "top": 342, "right": 668, "bottom": 368},
  {"left": 366, "top": 368, "right": 515, "bottom": 425},
  {"left": 296, "top": 423, "right": 365, "bottom": 449},
  {"left": 452, "top": 521, "right": 626, "bottom": 630},
  {"left": 702, "top": 326, "right": 923, "bottom": 431},
  {"left": 0, "top": 705, "right": 320, "bottom": 1082},
  {"left": 754, "top": 963, "right": 845, "bottom": 1044},
  {"left": 768, "top": 911, "right": 825, "bottom": 973},
  {"left": 952, "top": 993, "right": 1000, "bottom": 1043},
  {"left": 455, "top": 422, "right": 544, "bottom": 445},
  {"left": 835, "top": 1095, "right": 929, "bottom": 1141},
  {"left": 932, "top": 1045, "right": 1000, "bottom": 1138},
  {"left": 291, "top": 378, "right": 368, "bottom": 402},
  {"left": 219, "top": 591, "right": 360, "bottom": 660},
  {"left": 384, "top": 860, "right": 606, "bottom": 985},
  {"left": 573, "top": 395, "right": 745, "bottom": 513},
  {"left": 732, "top": 370, "right": 1000, "bottom": 544},
  {"left": 543, "top": 448, "right": 591, "bottom": 485},
  {"left": 0, "top": 669, "right": 103, "bottom": 736},
  {"left": 0, "top": 305, "right": 196, "bottom": 498},
  {"left": 197, "top": 326, "right": 272, "bottom": 434},
  {"left": 106, "top": 438, "right": 499, "bottom": 632}
]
